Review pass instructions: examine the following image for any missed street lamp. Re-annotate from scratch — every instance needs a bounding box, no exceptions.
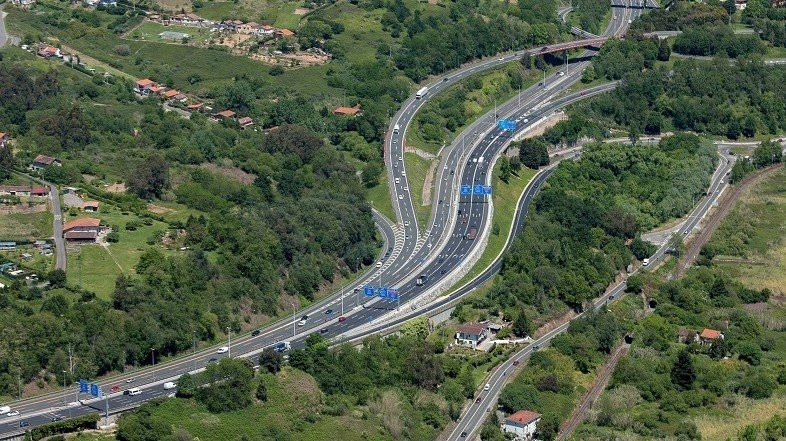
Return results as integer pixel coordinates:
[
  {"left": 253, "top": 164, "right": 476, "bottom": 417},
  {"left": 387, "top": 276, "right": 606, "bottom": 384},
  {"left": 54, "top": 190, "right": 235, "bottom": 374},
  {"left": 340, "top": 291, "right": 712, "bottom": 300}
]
[
  {"left": 192, "top": 330, "right": 197, "bottom": 371},
  {"left": 226, "top": 326, "right": 231, "bottom": 358},
  {"left": 291, "top": 302, "right": 296, "bottom": 337},
  {"left": 151, "top": 348, "right": 155, "bottom": 366},
  {"left": 62, "top": 370, "right": 67, "bottom": 407}
]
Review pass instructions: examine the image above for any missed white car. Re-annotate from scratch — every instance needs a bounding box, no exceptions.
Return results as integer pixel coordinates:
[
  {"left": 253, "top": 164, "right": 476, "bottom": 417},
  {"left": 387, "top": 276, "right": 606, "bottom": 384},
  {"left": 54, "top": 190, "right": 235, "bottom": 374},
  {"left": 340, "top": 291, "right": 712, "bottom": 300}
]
[
  {"left": 6, "top": 411, "right": 19, "bottom": 417},
  {"left": 395, "top": 178, "right": 400, "bottom": 184},
  {"left": 401, "top": 171, "right": 406, "bottom": 176},
  {"left": 216, "top": 346, "right": 229, "bottom": 354},
  {"left": 399, "top": 194, "right": 404, "bottom": 200},
  {"left": 483, "top": 383, "right": 490, "bottom": 391},
  {"left": 403, "top": 186, "right": 408, "bottom": 191},
  {"left": 557, "top": 71, "right": 565, "bottom": 77},
  {"left": 376, "top": 261, "right": 382, "bottom": 268},
  {"left": 399, "top": 156, "right": 403, "bottom": 161}
]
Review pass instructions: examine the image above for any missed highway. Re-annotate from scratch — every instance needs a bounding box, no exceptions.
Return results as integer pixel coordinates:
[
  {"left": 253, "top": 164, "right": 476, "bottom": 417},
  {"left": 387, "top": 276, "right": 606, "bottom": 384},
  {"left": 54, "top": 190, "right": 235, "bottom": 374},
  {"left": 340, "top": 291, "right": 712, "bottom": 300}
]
[
  {"left": 1, "top": 2, "right": 638, "bottom": 436},
  {"left": 444, "top": 149, "right": 736, "bottom": 440}
]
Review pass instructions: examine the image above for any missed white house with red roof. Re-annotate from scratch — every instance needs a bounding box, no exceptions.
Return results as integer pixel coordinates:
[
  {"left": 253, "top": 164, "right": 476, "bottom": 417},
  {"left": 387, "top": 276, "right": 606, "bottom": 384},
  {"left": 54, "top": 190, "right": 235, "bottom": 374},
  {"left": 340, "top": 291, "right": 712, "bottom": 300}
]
[
  {"left": 63, "top": 217, "right": 102, "bottom": 241},
  {"left": 455, "top": 323, "right": 488, "bottom": 348},
  {"left": 502, "top": 410, "right": 541, "bottom": 440},
  {"left": 699, "top": 328, "right": 724, "bottom": 346},
  {"left": 30, "top": 154, "right": 61, "bottom": 171}
]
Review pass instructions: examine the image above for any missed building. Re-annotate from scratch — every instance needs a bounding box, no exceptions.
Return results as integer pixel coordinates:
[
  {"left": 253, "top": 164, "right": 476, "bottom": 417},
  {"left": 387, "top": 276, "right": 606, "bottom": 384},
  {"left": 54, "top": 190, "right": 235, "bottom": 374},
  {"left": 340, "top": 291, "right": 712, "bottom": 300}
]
[
  {"left": 37, "top": 45, "right": 60, "bottom": 59},
  {"left": 63, "top": 217, "right": 101, "bottom": 242},
  {"left": 677, "top": 328, "right": 697, "bottom": 344},
  {"left": 163, "top": 89, "right": 187, "bottom": 103},
  {"left": 455, "top": 323, "right": 488, "bottom": 348},
  {"left": 167, "top": 13, "right": 209, "bottom": 27},
  {"left": 211, "top": 110, "right": 236, "bottom": 121},
  {"left": 276, "top": 28, "right": 295, "bottom": 38},
  {"left": 699, "top": 328, "right": 724, "bottom": 345},
  {"left": 0, "top": 131, "right": 7, "bottom": 147},
  {"left": 257, "top": 24, "right": 275, "bottom": 36},
  {"left": 134, "top": 78, "right": 157, "bottom": 95},
  {"left": 30, "top": 154, "right": 61, "bottom": 171},
  {"left": 0, "top": 185, "right": 32, "bottom": 196},
  {"left": 186, "top": 103, "right": 204, "bottom": 112},
  {"left": 0, "top": 242, "right": 17, "bottom": 251},
  {"left": 83, "top": 201, "right": 100, "bottom": 212},
  {"left": 236, "top": 22, "right": 259, "bottom": 35},
  {"left": 31, "top": 186, "right": 49, "bottom": 197},
  {"left": 333, "top": 104, "right": 362, "bottom": 117},
  {"left": 9, "top": 0, "right": 36, "bottom": 7},
  {"left": 238, "top": 116, "right": 254, "bottom": 129},
  {"left": 502, "top": 410, "right": 541, "bottom": 440}
]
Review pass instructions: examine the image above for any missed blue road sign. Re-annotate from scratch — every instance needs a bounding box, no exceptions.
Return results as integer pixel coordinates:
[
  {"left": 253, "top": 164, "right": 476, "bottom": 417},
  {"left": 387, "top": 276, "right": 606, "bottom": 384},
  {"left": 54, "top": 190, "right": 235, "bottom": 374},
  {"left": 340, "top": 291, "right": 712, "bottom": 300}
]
[
  {"left": 483, "top": 185, "right": 493, "bottom": 195},
  {"left": 90, "top": 383, "right": 101, "bottom": 397},
  {"left": 498, "top": 119, "right": 516, "bottom": 131},
  {"left": 364, "top": 285, "right": 375, "bottom": 297},
  {"left": 79, "top": 379, "right": 88, "bottom": 393},
  {"left": 473, "top": 185, "right": 484, "bottom": 195},
  {"left": 460, "top": 185, "right": 471, "bottom": 195},
  {"left": 378, "top": 287, "right": 388, "bottom": 299},
  {"left": 388, "top": 289, "right": 399, "bottom": 301}
]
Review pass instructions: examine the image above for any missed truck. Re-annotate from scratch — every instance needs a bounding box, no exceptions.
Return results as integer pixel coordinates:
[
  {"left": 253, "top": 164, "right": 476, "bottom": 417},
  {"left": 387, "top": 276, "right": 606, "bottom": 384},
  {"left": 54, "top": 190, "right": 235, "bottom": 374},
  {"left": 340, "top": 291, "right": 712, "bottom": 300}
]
[
  {"left": 415, "top": 87, "right": 428, "bottom": 99},
  {"left": 274, "top": 341, "right": 291, "bottom": 353},
  {"left": 0, "top": 406, "right": 10, "bottom": 415},
  {"left": 465, "top": 226, "right": 478, "bottom": 240},
  {"left": 163, "top": 382, "right": 177, "bottom": 390},
  {"left": 416, "top": 274, "right": 427, "bottom": 286},
  {"left": 393, "top": 124, "right": 400, "bottom": 134}
]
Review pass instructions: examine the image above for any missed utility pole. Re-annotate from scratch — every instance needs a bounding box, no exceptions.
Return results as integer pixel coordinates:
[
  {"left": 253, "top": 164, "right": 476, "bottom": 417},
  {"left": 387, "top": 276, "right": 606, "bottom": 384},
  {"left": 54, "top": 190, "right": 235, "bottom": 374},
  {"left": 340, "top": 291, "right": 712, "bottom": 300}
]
[
  {"left": 62, "top": 371, "right": 67, "bottom": 407},
  {"left": 151, "top": 348, "right": 155, "bottom": 366},
  {"left": 226, "top": 327, "right": 231, "bottom": 357},
  {"left": 193, "top": 331, "right": 197, "bottom": 371},
  {"left": 543, "top": 68, "right": 546, "bottom": 89},
  {"left": 340, "top": 285, "right": 344, "bottom": 316},
  {"left": 291, "top": 303, "right": 296, "bottom": 337}
]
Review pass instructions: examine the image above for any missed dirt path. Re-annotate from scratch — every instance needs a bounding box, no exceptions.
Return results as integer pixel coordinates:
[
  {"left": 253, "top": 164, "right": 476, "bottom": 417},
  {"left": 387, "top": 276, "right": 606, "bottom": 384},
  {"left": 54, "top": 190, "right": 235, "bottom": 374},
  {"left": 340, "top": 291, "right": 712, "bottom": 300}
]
[
  {"left": 676, "top": 163, "right": 784, "bottom": 278},
  {"left": 556, "top": 342, "right": 631, "bottom": 441}
]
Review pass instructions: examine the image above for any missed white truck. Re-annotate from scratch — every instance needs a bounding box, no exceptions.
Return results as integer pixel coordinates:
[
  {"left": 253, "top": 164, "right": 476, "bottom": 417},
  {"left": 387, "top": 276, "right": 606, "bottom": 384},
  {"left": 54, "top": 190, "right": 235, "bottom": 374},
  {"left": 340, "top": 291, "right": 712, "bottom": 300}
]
[
  {"left": 163, "top": 382, "right": 177, "bottom": 390},
  {"left": 415, "top": 87, "right": 428, "bottom": 99},
  {"left": 393, "top": 124, "right": 400, "bottom": 134}
]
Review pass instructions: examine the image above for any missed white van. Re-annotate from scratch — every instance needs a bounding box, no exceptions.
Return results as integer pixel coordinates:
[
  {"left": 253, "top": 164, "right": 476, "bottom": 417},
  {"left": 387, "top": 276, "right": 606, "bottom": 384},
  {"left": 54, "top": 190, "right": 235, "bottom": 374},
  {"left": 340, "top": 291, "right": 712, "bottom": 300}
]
[
  {"left": 125, "top": 388, "right": 142, "bottom": 396},
  {"left": 643, "top": 258, "right": 650, "bottom": 266},
  {"left": 163, "top": 382, "right": 176, "bottom": 390},
  {"left": 0, "top": 406, "right": 10, "bottom": 415}
]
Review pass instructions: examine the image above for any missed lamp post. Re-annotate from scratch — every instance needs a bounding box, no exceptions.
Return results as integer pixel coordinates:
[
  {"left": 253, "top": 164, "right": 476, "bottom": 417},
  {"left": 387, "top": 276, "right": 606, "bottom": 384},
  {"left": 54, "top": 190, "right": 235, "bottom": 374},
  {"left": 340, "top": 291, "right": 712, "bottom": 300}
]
[
  {"left": 291, "top": 302, "right": 296, "bottom": 337},
  {"left": 226, "top": 326, "right": 231, "bottom": 358},
  {"left": 151, "top": 348, "right": 155, "bottom": 366}
]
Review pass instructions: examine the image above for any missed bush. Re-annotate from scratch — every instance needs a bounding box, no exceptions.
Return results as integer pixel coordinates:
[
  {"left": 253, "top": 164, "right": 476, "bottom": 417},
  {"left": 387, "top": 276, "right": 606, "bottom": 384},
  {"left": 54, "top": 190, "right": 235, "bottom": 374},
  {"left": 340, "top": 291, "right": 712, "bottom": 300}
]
[
  {"left": 113, "top": 44, "right": 130, "bottom": 56},
  {"left": 269, "top": 65, "right": 285, "bottom": 76}
]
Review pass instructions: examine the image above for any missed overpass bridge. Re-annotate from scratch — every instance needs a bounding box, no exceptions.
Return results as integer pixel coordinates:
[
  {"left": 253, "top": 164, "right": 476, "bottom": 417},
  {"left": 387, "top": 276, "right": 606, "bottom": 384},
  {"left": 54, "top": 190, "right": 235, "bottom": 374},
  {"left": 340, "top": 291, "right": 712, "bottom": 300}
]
[{"left": 524, "top": 37, "right": 610, "bottom": 56}]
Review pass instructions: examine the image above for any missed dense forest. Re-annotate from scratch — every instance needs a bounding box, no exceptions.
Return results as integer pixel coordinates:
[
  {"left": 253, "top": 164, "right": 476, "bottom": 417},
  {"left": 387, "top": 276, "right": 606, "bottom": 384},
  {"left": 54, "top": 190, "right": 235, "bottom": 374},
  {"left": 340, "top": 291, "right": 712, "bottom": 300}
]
[
  {"left": 456, "top": 134, "right": 716, "bottom": 325},
  {"left": 0, "top": 55, "right": 379, "bottom": 393}
]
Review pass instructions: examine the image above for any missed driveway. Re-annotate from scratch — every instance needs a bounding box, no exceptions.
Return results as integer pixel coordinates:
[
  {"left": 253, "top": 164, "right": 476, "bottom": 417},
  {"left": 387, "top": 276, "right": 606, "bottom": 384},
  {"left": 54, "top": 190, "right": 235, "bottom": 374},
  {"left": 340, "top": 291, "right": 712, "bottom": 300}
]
[{"left": 0, "top": 4, "right": 18, "bottom": 48}]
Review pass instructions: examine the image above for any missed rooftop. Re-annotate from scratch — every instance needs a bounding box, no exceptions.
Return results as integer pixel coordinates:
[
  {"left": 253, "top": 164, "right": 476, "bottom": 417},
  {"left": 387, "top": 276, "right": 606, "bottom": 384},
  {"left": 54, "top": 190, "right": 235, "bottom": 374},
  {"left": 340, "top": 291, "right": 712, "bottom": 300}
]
[
  {"left": 506, "top": 410, "right": 542, "bottom": 426},
  {"left": 700, "top": 328, "right": 722, "bottom": 339},
  {"left": 63, "top": 217, "right": 101, "bottom": 231},
  {"left": 33, "top": 154, "right": 58, "bottom": 165},
  {"left": 456, "top": 323, "right": 485, "bottom": 335}
]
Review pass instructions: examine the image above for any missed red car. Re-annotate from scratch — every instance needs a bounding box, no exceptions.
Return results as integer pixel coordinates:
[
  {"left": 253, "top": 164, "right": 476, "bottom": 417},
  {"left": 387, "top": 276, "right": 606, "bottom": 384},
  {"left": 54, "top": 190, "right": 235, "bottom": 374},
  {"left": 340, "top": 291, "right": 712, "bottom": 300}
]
[
  {"left": 110, "top": 385, "right": 120, "bottom": 393},
  {"left": 338, "top": 316, "right": 347, "bottom": 323}
]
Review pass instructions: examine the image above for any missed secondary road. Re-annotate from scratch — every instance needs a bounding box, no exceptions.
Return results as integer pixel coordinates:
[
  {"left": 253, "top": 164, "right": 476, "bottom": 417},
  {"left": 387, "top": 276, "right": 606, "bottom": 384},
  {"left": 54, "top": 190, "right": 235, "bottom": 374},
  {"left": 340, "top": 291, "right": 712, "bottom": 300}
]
[{"left": 445, "top": 148, "right": 735, "bottom": 440}]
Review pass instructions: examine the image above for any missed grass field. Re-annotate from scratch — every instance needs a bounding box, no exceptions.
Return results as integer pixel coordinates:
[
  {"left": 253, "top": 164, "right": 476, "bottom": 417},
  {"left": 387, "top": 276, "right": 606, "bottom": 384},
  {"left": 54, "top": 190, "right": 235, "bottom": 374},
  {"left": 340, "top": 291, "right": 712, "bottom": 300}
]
[
  {"left": 446, "top": 162, "right": 537, "bottom": 292},
  {"left": 130, "top": 21, "right": 211, "bottom": 44},
  {"left": 403, "top": 152, "right": 433, "bottom": 230},
  {"left": 366, "top": 171, "right": 397, "bottom": 224},
  {"left": 67, "top": 208, "right": 172, "bottom": 299},
  {"left": 0, "top": 210, "right": 53, "bottom": 241},
  {"left": 694, "top": 390, "right": 786, "bottom": 440},
  {"left": 125, "top": 367, "right": 393, "bottom": 441},
  {"left": 711, "top": 168, "right": 786, "bottom": 293}
]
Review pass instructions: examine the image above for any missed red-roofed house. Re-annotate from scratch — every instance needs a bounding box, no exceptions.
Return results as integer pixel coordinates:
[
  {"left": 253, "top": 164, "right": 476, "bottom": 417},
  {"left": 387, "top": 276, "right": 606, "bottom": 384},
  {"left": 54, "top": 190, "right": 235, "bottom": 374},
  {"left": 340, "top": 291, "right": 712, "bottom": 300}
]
[
  {"left": 37, "top": 45, "right": 60, "bottom": 59},
  {"left": 134, "top": 78, "right": 158, "bottom": 95},
  {"left": 63, "top": 217, "right": 101, "bottom": 242},
  {"left": 30, "top": 154, "right": 61, "bottom": 171},
  {"left": 82, "top": 201, "right": 100, "bottom": 212},
  {"left": 163, "top": 89, "right": 187, "bottom": 103},
  {"left": 699, "top": 328, "right": 724, "bottom": 345},
  {"left": 455, "top": 323, "right": 487, "bottom": 348},
  {"left": 276, "top": 28, "right": 295, "bottom": 38},
  {"left": 186, "top": 103, "right": 204, "bottom": 112},
  {"left": 0, "top": 132, "right": 7, "bottom": 148},
  {"left": 503, "top": 410, "right": 541, "bottom": 439},
  {"left": 31, "top": 186, "right": 49, "bottom": 197},
  {"left": 333, "top": 104, "right": 361, "bottom": 117},
  {"left": 211, "top": 110, "right": 236, "bottom": 121},
  {"left": 238, "top": 117, "right": 254, "bottom": 129}
]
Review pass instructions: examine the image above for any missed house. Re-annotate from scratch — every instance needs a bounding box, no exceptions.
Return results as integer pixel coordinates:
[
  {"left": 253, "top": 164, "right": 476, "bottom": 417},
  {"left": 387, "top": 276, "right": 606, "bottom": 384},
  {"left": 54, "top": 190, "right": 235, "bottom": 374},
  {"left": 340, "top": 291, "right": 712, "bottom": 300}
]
[
  {"left": 63, "top": 217, "right": 101, "bottom": 242},
  {"left": 134, "top": 78, "right": 160, "bottom": 95},
  {"left": 168, "top": 13, "right": 208, "bottom": 27},
  {"left": 333, "top": 104, "right": 362, "bottom": 117},
  {"left": 0, "top": 132, "right": 7, "bottom": 147},
  {"left": 276, "top": 28, "right": 295, "bottom": 38},
  {"left": 31, "top": 186, "right": 49, "bottom": 197},
  {"left": 236, "top": 22, "right": 258, "bottom": 35},
  {"left": 0, "top": 185, "right": 32, "bottom": 196},
  {"left": 9, "top": 0, "right": 35, "bottom": 8},
  {"left": 211, "top": 110, "right": 236, "bottom": 121},
  {"left": 238, "top": 117, "right": 254, "bottom": 129},
  {"left": 699, "top": 328, "right": 724, "bottom": 345},
  {"left": 257, "top": 24, "right": 275, "bottom": 36},
  {"left": 677, "top": 328, "right": 697, "bottom": 344},
  {"left": 455, "top": 323, "right": 488, "bottom": 348},
  {"left": 0, "top": 242, "right": 17, "bottom": 251},
  {"left": 186, "top": 103, "right": 204, "bottom": 112},
  {"left": 30, "top": 154, "right": 61, "bottom": 171},
  {"left": 83, "top": 201, "right": 100, "bottom": 212},
  {"left": 502, "top": 410, "right": 541, "bottom": 440},
  {"left": 163, "top": 89, "right": 187, "bottom": 103},
  {"left": 37, "top": 45, "right": 60, "bottom": 59}
]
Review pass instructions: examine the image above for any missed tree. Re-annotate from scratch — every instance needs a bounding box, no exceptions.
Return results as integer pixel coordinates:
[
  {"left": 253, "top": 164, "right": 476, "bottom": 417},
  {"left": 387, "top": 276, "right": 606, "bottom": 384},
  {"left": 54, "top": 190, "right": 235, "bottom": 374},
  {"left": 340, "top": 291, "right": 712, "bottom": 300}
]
[
  {"left": 176, "top": 373, "right": 196, "bottom": 398},
  {"left": 517, "top": 137, "right": 549, "bottom": 169},
  {"left": 47, "top": 269, "right": 67, "bottom": 288},
  {"left": 736, "top": 341, "right": 762, "bottom": 365},
  {"left": 668, "top": 233, "right": 685, "bottom": 257},
  {"left": 657, "top": 40, "right": 671, "bottom": 61},
  {"left": 0, "top": 144, "right": 14, "bottom": 180},
  {"left": 195, "top": 358, "right": 255, "bottom": 412},
  {"left": 630, "top": 237, "right": 655, "bottom": 260},
  {"left": 127, "top": 154, "right": 169, "bottom": 200},
  {"left": 255, "top": 380, "right": 267, "bottom": 402},
  {"left": 258, "top": 349, "right": 282, "bottom": 374},
  {"left": 499, "top": 156, "right": 511, "bottom": 183},
  {"left": 512, "top": 311, "right": 532, "bottom": 337},
  {"left": 581, "top": 65, "right": 597, "bottom": 83},
  {"left": 671, "top": 349, "right": 696, "bottom": 390}
]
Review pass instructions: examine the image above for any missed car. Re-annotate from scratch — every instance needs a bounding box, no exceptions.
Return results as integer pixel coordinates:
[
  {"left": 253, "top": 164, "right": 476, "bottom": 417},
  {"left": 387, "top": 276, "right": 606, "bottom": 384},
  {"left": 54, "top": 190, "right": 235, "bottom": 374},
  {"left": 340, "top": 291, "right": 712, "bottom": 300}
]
[
  {"left": 443, "top": 76, "right": 450, "bottom": 82},
  {"left": 298, "top": 319, "right": 307, "bottom": 326},
  {"left": 320, "top": 328, "right": 329, "bottom": 334},
  {"left": 19, "top": 421, "right": 29, "bottom": 428},
  {"left": 325, "top": 309, "right": 333, "bottom": 315},
  {"left": 450, "top": 170, "right": 454, "bottom": 175},
  {"left": 513, "top": 360, "right": 520, "bottom": 366},
  {"left": 7, "top": 411, "right": 19, "bottom": 417},
  {"left": 163, "top": 382, "right": 177, "bottom": 390},
  {"left": 124, "top": 388, "right": 142, "bottom": 396},
  {"left": 399, "top": 156, "right": 403, "bottom": 161},
  {"left": 533, "top": 344, "right": 540, "bottom": 351},
  {"left": 251, "top": 329, "right": 261, "bottom": 337},
  {"left": 486, "top": 407, "right": 491, "bottom": 412},
  {"left": 403, "top": 186, "right": 409, "bottom": 191},
  {"left": 475, "top": 397, "right": 482, "bottom": 403},
  {"left": 51, "top": 416, "right": 63, "bottom": 422},
  {"left": 483, "top": 383, "right": 490, "bottom": 391},
  {"left": 461, "top": 432, "right": 468, "bottom": 438},
  {"left": 125, "top": 378, "right": 136, "bottom": 383},
  {"left": 399, "top": 194, "right": 404, "bottom": 200},
  {"left": 376, "top": 261, "right": 383, "bottom": 268},
  {"left": 557, "top": 71, "right": 565, "bottom": 76},
  {"left": 208, "top": 357, "right": 218, "bottom": 363},
  {"left": 338, "top": 316, "right": 347, "bottom": 323},
  {"left": 301, "top": 315, "right": 310, "bottom": 322},
  {"left": 216, "top": 346, "right": 229, "bottom": 354},
  {"left": 110, "top": 385, "right": 120, "bottom": 393},
  {"left": 609, "top": 294, "right": 615, "bottom": 300},
  {"left": 438, "top": 199, "right": 442, "bottom": 204},
  {"left": 401, "top": 171, "right": 406, "bottom": 176},
  {"left": 498, "top": 57, "right": 505, "bottom": 61},
  {"left": 441, "top": 269, "right": 446, "bottom": 274}
]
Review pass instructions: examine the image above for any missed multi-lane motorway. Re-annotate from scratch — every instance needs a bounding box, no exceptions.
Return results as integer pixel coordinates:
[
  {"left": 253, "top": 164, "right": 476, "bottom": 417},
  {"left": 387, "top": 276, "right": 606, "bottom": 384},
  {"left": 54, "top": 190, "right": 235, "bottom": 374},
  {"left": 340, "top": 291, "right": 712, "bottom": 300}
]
[
  {"left": 445, "top": 146, "right": 736, "bottom": 441},
  {"left": 2, "top": 2, "right": 645, "bottom": 437}
]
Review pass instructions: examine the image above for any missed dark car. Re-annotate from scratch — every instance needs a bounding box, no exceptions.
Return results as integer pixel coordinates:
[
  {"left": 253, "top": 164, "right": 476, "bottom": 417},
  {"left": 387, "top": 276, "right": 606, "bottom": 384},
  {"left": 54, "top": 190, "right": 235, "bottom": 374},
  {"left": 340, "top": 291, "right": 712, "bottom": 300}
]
[
  {"left": 475, "top": 397, "right": 481, "bottom": 403},
  {"left": 208, "top": 357, "right": 218, "bottom": 363},
  {"left": 320, "top": 328, "right": 329, "bottom": 334},
  {"left": 461, "top": 432, "right": 468, "bottom": 438},
  {"left": 20, "top": 421, "right": 30, "bottom": 428},
  {"left": 513, "top": 360, "right": 520, "bottom": 366},
  {"left": 51, "top": 416, "right": 63, "bottom": 422},
  {"left": 338, "top": 316, "right": 347, "bottom": 323},
  {"left": 325, "top": 309, "right": 333, "bottom": 315},
  {"left": 251, "top": 329, "right": 261, "bottom": 337}
]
